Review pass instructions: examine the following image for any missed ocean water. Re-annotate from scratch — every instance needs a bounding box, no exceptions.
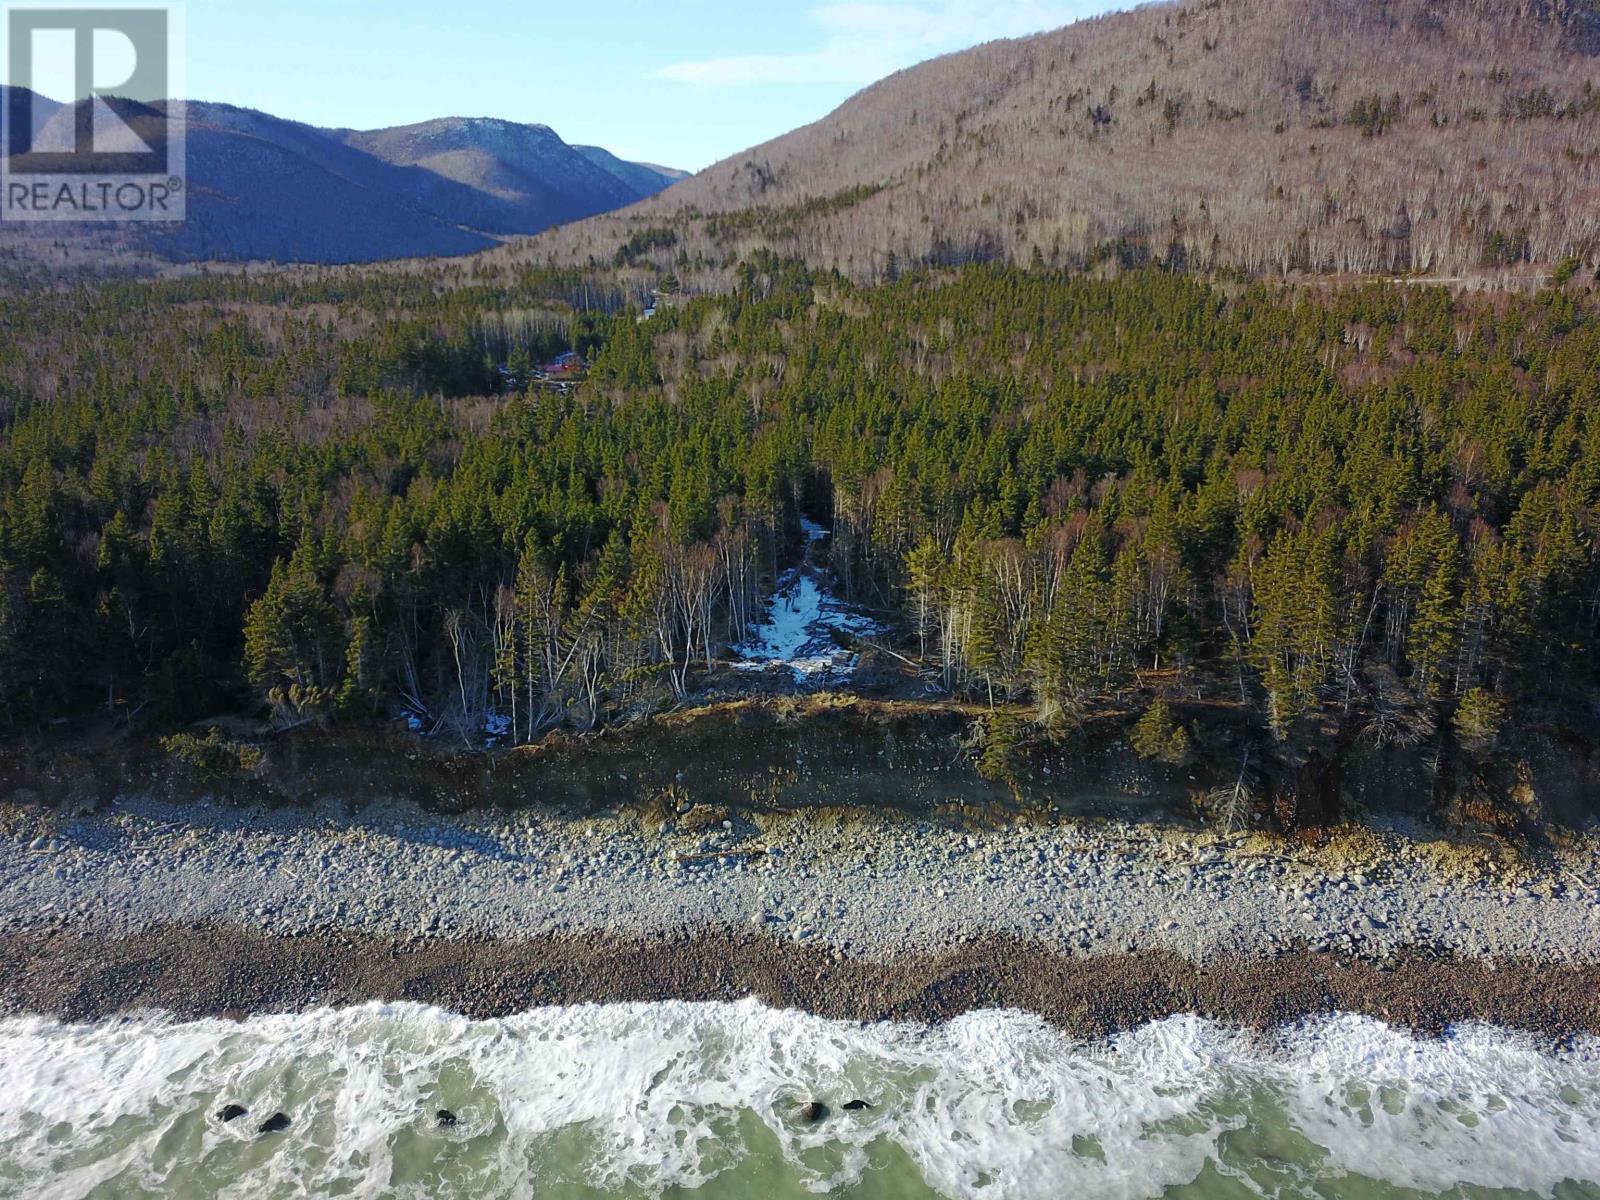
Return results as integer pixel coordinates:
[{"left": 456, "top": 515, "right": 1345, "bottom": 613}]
[{"left": 1, "top": 1001, "right": 1597, "bottom": 1200}]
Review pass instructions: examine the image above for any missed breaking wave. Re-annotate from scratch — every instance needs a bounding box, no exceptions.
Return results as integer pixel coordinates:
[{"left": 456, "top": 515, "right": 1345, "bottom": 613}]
[{"left": 1, "top": 1000, "right": 1597, "bottom": 1199}]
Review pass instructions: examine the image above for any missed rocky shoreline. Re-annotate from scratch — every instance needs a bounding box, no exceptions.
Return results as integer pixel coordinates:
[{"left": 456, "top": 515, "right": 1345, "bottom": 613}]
[{"left": 2, "top": 793, "right": 1599, "bottom": 1034}]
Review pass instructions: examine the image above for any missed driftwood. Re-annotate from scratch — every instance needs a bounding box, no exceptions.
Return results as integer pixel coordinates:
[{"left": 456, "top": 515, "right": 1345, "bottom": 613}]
[{"left": 672, "top": 845, "right": 767, "bottom": 866}]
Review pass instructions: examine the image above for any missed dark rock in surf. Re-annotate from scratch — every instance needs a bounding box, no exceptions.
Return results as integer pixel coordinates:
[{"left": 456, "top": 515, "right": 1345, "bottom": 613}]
[
  {"left": 800, "top": 1101, "right": 829, "bottom": 1122},
  {"left": 257, "top": 1112, "right": 291, "bottom": 1134},
  {"left": 217, "top": 1104, "right": 248, "bottom": 1122},
  {"left": 435, "top": 1109, "right": 458, "bottom": 1127},
  {"left": 843, "top": 1099, "right": 873, "bottom": 1111}
]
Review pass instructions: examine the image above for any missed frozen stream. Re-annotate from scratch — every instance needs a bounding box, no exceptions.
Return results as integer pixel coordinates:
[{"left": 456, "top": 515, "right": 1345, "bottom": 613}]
[{"left": 731, "top": 520, "right": 885, "bottom": 682}]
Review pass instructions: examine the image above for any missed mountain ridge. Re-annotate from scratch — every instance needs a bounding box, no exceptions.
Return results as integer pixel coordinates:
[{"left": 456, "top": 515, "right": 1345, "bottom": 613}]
[{"left": 0, "top": 97, "right": 683, "bottom": 268}]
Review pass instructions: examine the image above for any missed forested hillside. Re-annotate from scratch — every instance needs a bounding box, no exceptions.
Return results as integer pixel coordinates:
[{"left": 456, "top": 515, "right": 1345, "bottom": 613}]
[
  {"left": 1, "top": 257, "right": 1597, "bottom": 826},
  {"left": 514, "top": 0, "right": 1600, "bottom": 286}
]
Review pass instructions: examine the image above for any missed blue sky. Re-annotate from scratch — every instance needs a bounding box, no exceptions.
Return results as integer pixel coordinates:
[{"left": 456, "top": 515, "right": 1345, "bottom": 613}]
[{"left": 174, "top": 0, "right": 1118, "bottom": 171}]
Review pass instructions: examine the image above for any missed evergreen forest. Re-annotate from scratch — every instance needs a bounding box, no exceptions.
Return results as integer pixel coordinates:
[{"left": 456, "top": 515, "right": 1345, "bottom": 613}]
[{"left": 2, "top": 258, "right": 1597, "bottom": 825}]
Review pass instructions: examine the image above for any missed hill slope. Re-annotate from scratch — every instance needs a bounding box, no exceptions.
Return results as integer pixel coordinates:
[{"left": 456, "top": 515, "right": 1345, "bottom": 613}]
[
  {"left": 513, "top": 0, "right": 1600, "bottom": 283},
  {"left": 0, "top": 100, "right": 681, "bottom": 269}
]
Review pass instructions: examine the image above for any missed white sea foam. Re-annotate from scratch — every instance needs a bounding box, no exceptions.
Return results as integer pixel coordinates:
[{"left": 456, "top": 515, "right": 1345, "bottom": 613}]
[{"left": 0, "top": 1001, "right": 1596, "bottom": 1199}]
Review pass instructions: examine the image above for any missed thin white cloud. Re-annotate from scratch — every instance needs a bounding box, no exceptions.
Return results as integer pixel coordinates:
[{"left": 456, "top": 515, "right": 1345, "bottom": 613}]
[{"left": 657, "top": 0, "right": 1108, "bottom": 87}]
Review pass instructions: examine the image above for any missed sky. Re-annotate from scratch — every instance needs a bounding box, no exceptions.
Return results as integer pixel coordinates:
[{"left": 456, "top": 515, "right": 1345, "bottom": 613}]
[{"left": 165, "top": 0, "right": 1117, "bottom": 171}]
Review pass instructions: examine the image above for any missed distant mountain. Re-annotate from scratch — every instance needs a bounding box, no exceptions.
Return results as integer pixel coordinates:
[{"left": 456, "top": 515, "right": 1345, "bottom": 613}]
[
  {"left": 517, "top": 0, "right": 1600, "bottom": 283},
  {"left": 0, "top": 98, "right": 682, "bottom": 269},
  {"left": 572, "top": 145, "right": 688, "bottom": 199},
  {"left": 338, "top": 117, "right": 655, "bottom": 235}
]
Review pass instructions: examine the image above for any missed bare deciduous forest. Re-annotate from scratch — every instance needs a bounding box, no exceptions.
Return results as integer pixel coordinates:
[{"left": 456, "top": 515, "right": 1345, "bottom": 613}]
[{"left": 512, "top": 0, "right": 1600, "bottom": 285}]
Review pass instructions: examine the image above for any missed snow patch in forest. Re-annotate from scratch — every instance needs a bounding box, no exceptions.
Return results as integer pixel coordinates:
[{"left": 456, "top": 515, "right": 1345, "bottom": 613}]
[
  {"left": 730, "top": 521, "right": 885, "bottom": 682},
  {"left": 402, "top": 709, "right": 513, "bottom": 746}
]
